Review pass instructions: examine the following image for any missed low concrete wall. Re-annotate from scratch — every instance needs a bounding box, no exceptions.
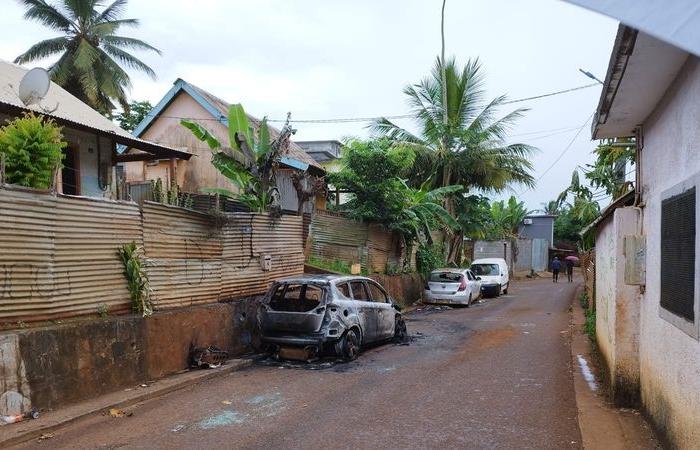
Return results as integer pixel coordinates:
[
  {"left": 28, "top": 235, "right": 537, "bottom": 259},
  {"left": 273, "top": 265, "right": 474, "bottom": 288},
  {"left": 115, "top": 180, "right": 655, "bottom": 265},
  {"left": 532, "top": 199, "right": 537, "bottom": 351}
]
[{"left": 0, "top": 299, "right": 258, "bottom": 415}]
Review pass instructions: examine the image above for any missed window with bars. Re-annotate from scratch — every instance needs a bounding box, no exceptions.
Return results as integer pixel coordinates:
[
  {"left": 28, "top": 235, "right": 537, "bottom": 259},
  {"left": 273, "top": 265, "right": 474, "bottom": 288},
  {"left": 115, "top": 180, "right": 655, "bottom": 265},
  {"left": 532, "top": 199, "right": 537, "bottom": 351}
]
[{"left": 660, "top": 187, "right": 696, "bottom": 322}]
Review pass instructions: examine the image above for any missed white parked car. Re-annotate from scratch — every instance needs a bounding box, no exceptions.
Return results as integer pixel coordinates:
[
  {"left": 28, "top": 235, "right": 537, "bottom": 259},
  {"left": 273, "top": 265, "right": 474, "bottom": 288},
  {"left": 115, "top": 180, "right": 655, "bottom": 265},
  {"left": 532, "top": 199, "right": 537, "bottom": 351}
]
[
  {"left": 423, "top": 268, "right": 482, "bottom": 306},
  {"left": 470, "top": 258, "right": 509, "bottom": 297}
]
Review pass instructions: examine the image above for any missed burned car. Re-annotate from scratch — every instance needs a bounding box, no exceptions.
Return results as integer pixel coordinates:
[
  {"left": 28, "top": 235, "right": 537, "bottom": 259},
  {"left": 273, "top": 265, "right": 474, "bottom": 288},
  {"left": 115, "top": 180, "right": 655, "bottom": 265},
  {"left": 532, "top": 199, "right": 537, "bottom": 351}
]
[{"left": 258, "top": 275, "right": 407, "bottom": 361}]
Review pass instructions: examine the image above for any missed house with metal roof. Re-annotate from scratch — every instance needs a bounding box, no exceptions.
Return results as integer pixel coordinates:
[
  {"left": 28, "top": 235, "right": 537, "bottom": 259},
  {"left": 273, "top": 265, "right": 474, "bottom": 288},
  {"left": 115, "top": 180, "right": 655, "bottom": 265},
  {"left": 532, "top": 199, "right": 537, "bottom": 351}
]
[
  {"left": 0, "top": 61, "right": 191, "bottom": 198},
  {"left": 565, "top": 2, "right": 700, "bottom": 445},
  {"left": 121, "top": 79, "right": 325, "bottom": 214}
]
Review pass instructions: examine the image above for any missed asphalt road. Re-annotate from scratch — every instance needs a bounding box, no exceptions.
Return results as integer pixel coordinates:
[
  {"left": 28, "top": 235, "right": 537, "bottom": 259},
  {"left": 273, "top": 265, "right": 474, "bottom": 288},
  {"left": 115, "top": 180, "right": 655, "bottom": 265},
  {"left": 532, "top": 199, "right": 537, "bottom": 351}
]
[{"left": 21, "top": 278, "right": 582, "bottom": 449}]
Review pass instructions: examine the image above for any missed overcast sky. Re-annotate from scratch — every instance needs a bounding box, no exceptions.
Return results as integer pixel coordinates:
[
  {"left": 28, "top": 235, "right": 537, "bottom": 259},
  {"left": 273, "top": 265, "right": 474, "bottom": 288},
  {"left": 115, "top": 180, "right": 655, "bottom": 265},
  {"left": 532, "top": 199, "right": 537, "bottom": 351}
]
[{"left": 0, "top": 0, "right": 617, "bottom": 210}]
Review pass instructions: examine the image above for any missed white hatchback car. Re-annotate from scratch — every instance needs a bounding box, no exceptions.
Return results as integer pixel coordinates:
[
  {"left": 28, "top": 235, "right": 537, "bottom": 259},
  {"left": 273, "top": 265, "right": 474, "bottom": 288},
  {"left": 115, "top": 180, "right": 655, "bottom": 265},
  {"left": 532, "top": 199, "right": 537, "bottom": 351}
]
[{"left": 423, "top": 268, "right": 482, "bottom": 306}]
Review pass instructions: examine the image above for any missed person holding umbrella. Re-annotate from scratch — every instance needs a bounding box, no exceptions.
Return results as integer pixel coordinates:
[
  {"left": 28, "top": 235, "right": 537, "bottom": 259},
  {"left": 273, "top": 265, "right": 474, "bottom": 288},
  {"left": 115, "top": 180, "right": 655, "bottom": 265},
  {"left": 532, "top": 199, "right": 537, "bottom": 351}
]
[{"left": 565, "top": 257, "right": 575, "bottom": 282}]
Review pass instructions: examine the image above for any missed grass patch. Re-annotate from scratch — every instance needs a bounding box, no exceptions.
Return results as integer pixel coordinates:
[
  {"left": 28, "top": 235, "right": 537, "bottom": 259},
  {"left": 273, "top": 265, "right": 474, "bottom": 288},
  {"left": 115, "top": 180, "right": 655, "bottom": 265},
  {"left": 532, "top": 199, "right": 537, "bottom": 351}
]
[
  {"left": 306, "top": 256, "right": 353, "bottom": 274},
  {"left": 579, "top": 291, "right": 596, "bottom": 341}
]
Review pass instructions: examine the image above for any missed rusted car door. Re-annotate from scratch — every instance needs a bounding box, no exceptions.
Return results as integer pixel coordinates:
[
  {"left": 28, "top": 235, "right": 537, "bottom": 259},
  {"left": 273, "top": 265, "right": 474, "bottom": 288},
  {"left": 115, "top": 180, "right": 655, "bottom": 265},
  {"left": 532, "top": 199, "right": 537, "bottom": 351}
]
[
  {"left": 366, "top": 281, "right": 395, "bottom": 339},
  {"left": 349, "top": 280, "right": 378, "bottom": 342}
]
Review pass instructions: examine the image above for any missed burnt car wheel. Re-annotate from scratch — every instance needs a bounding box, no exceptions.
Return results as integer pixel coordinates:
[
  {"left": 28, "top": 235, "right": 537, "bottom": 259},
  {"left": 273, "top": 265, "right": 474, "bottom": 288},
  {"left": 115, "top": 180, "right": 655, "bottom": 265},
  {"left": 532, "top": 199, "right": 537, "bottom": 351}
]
[
  {"left": 337, "top": 328, "right": 360, "bottom": 361},
  {"left": 394, "top": 316, "right": 407, "bottom": 342}
]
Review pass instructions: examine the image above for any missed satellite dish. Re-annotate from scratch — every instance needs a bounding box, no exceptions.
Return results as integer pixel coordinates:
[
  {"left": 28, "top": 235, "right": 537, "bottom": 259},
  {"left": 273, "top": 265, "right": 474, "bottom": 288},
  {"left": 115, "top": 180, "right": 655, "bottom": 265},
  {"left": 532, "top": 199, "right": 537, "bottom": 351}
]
[{"left": 18, "top": 68, "right": 50, "bottom": 106}]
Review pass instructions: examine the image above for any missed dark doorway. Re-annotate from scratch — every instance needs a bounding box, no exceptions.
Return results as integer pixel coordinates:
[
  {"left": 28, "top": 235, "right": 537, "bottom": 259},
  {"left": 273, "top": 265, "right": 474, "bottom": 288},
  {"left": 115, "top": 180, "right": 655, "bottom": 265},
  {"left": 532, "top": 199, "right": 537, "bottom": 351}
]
[{"left": 61, "top": 147, "right": 80, "bottom": 195}]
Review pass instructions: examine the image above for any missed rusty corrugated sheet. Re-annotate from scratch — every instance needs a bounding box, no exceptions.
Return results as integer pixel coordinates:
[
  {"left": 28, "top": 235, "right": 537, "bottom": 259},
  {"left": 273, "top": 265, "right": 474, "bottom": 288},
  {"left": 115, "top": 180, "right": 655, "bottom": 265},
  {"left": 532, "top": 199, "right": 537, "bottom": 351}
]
[
  {"left": 308, "top": 211, "right": 404, "bottom": 273},
  {"left": 0, "top": 188, "right": 305, "bottom": 325},
  {"left": 143, "top": 204, "right": 304, "bottom": 308},
  {"left": 0, "top": 188, "right": 140, "bottom": 323},
  {"left": 309, "top": 211, "right": 368, "bottom": 265}
]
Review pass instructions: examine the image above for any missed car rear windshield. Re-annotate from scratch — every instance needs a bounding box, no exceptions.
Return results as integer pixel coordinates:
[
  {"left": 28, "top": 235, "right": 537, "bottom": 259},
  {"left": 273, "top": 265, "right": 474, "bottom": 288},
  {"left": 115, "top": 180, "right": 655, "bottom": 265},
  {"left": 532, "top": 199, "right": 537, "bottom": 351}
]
[
  {"left": 268, "top": 283, "right": 324, "bottom": 312},
  {"left": 472, "top": 264, "right": 500, "bottom": 276},
  {"left": 429, "top": 271, "right": 463, "bottom": 283}
]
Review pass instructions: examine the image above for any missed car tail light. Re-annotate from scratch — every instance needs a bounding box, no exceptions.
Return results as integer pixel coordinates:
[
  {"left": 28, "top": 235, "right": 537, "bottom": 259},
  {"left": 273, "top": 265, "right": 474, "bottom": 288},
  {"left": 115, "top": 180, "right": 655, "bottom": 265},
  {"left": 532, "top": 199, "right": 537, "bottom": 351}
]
[{"left": 458, "top": 278, "right": 467, "bottom": 291}]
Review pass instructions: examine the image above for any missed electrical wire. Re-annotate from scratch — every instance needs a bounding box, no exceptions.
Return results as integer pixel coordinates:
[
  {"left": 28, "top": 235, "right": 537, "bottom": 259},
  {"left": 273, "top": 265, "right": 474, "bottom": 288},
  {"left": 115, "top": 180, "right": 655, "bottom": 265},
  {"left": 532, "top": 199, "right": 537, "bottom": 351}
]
[
  {"left": 517, "top": 113, "right": 593, "bottom": 197},
  {"left": 129, "top": 82, "right": 600, "bottom": 125}
]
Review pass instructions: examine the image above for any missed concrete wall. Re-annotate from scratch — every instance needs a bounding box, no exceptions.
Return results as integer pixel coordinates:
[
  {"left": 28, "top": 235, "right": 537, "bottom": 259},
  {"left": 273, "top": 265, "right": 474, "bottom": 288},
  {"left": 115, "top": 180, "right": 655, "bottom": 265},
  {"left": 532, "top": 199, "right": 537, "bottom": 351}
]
[
  {"left": 473, "top": 240, "right": 511, "bottom": 266},
  {"left": 0, "top": 299, "right": 258, "bottom": 415},
  {"left": 636, "top": 55, "right": 700, "bottom": 447},
  {"left": 594, "top": 207, "right": 641, "bottom": 406}
]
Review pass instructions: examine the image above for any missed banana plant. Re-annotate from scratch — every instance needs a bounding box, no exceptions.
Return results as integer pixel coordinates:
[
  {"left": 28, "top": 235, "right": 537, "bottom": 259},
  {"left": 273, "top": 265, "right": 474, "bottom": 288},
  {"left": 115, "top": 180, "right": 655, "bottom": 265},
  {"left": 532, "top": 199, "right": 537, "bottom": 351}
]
[{"left": 181, "top": 104, "right": 287, "bottom": 212}]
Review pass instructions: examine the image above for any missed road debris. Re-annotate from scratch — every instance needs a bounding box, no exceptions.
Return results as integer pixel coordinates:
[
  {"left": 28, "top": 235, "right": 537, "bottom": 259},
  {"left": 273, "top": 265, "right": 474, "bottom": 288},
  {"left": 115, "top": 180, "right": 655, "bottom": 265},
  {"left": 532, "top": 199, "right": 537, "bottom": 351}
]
[
  {"left": 38, "top": 432, "right": 55, "bottom": 441},
  {"left": 190, "top": 345, "right": 228, "bottom": 369},
  {"left": 108, "top": 408, "right": 132, "bottom": 418},
  {"left": 0, "top": 409, "right": 39, "bottom": 425}
]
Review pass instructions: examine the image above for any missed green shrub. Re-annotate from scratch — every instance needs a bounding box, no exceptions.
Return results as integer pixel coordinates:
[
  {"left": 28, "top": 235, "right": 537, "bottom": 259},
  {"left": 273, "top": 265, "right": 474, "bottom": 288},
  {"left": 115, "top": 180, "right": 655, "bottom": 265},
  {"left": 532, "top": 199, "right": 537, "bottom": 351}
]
[
  {"left": 580, "top": 292, "right": 596, "bottom": 341},
  {"left": 118, "top": 242, "right": 153, "bottom": 317},
  {"left": 416, "top": 242, "right": 447, "bottom": 278},
  {"left": 0, "top": 113, "right": 66, "bottom": 188}
]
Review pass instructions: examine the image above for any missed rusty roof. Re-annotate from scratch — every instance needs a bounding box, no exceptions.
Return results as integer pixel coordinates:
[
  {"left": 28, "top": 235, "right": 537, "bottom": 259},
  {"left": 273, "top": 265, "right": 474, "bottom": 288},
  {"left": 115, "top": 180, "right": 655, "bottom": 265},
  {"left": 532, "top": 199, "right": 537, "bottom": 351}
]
[{"left": 0, "top": 60, "right": 192, "bottom": 161}]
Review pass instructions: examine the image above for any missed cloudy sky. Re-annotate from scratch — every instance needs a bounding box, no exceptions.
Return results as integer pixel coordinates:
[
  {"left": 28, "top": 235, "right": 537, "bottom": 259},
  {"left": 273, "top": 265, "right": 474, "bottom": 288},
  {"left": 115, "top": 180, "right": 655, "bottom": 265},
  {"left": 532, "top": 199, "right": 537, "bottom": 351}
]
[{"left": 0, "top": 0, "right": 617, "bottom": 210}]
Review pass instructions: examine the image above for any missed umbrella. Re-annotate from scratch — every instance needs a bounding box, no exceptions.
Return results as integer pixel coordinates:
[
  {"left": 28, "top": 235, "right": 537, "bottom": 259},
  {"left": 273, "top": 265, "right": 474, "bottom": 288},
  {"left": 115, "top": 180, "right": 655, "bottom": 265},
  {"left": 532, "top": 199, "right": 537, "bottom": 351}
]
[{"left": 565, "top": 255, "right": 580, "bottom": 263}]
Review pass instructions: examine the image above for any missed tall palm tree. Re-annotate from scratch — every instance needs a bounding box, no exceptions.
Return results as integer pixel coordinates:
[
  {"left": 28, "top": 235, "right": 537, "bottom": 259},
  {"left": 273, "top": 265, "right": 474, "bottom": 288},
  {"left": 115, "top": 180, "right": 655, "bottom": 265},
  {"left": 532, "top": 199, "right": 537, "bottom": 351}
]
[
  {"left": 372, "top": 57, "right": 536, "bottom": 195},
  {"left": 371, "top": 57, "right": 537, "bottom": 262},
  {"left": 15, "top": 0, "right": 160, "bottom": 114}
]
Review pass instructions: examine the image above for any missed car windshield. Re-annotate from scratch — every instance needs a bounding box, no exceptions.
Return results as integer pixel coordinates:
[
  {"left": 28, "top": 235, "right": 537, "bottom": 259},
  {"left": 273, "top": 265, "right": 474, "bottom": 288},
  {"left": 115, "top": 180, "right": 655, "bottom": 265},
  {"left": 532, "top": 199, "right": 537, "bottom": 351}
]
[
  {"left": 429, "top": 271, "right": 462, "bottom": 283},
  {"left": 471, "top": 264, "right": 500, "bottom": 276}
]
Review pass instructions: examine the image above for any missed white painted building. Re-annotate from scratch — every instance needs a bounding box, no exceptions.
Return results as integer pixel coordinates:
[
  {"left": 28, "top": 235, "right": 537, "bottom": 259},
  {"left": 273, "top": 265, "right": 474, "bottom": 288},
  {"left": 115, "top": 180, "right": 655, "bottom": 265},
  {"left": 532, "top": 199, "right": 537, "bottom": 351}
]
[{"left": 584, "top": 23, "right": 700, "bottom": 449}]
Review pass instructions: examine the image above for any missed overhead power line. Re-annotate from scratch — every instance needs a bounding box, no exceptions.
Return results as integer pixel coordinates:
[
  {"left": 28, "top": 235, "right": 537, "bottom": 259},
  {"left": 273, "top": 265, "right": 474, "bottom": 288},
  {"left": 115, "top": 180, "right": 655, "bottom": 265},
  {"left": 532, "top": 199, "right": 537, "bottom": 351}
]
[
  {"left": 517, "top": 113, "right": 594, "bottom": 197},
  {"left": 132, "top": 82, "right": 600, "bottom": 125}
]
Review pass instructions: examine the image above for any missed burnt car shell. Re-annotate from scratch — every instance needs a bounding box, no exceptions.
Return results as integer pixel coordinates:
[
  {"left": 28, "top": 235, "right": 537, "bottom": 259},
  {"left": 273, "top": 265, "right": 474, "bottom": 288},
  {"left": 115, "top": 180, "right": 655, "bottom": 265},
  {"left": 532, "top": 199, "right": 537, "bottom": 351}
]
[{"left": 258, "top": 275, "right": 403, "bottom": 357}]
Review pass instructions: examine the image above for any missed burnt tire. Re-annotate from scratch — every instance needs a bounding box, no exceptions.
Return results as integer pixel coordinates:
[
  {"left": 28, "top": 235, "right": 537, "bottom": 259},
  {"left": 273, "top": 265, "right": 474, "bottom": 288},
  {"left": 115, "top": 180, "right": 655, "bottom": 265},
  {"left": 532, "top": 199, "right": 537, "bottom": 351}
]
[
  {"left": 393, "top": 316, "right": 407, "bottom": 342},
  {"left": 337, "top": 328, "right": 360, "bottom": 362}
]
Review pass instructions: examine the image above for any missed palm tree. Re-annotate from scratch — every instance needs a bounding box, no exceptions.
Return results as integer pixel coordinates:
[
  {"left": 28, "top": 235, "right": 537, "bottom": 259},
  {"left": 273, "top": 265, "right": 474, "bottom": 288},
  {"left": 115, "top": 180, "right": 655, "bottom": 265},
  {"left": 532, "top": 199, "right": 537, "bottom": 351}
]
[
  {"left": 15, "top": 0, "right": 160, "bottom": 114},
  {"left": 371, "top": 57, "right": 537, "bottom": 261}
]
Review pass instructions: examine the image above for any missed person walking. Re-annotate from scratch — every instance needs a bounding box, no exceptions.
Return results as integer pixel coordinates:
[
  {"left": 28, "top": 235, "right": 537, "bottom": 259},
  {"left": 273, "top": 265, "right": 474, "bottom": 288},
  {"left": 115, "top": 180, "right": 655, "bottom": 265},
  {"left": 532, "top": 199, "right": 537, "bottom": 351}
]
[
  {"left": 566, "top": 258, "right": 575, "bottom": 283},
  {"left": 551, "top": 256, "right": 562, "bottom": 283}
]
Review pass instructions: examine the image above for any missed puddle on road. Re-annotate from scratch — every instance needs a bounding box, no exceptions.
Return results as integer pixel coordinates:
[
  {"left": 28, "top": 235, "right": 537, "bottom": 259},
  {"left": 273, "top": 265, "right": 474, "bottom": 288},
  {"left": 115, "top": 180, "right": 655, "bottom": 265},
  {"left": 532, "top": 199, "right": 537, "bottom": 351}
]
[{"left": 576, "top": 354, "right": 599, "bottom": 391}]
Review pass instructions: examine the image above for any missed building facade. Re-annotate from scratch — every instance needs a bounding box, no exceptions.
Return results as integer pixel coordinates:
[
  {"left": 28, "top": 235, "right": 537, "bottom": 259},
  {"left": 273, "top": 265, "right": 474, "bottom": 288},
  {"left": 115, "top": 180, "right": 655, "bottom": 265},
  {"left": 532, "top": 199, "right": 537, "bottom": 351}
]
[
  {"left": 122, "top": 79, "right": 325, "bottom": 213},
  {"left": 588, "top": 24, "right": 700, "bottom": 448}
]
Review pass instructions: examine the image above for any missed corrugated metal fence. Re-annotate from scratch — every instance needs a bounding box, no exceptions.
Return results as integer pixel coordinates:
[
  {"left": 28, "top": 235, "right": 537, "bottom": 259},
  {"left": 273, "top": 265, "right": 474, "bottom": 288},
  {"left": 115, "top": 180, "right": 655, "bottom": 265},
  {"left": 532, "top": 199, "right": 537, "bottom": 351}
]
[
  {"left": 0, "top": 187, "right": 303, "bottom": 325},
  {"left": 307, "top": 210, "right": 405, "bottom": 273}
]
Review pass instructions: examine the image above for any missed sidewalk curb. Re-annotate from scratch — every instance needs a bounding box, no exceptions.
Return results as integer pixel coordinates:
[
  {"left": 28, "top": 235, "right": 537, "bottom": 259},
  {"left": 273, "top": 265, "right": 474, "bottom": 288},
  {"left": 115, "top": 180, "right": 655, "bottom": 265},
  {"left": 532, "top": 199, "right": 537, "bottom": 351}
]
[
  {"left": 0, "top": 355, "right": 263, "bottom": 448},
  {"left": 569, "top": 287, "right": 660, "bottom": 449}
]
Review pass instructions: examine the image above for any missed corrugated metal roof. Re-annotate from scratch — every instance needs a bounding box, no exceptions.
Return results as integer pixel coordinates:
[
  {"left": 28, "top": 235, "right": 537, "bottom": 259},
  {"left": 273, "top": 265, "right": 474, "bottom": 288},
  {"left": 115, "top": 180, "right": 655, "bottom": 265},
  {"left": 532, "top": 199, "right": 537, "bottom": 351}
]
[{"left": 0, "top": 60, "right": 192, "bottom": 160}]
